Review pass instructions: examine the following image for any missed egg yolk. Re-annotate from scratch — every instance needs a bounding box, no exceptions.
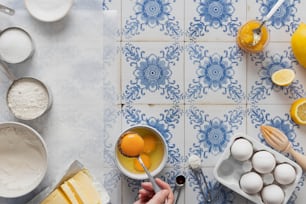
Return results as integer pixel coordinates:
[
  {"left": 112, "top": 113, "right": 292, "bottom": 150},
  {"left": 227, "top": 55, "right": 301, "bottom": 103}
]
[
  {"left": 143, "top": 135, "right": 157, "bottom": 154},
  {"left": 120, "top": 132, "right": 144, "bottom": 157},
  {"left": 134, "top": 153, "right": 151, "bottom": 171},
  {"left": 236, "top": 20, "right": 269, "bottom": 53}
]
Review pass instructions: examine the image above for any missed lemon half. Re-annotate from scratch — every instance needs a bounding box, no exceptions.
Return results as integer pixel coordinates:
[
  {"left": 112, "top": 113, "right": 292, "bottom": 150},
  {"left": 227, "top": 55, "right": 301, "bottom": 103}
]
[
  {"left": 290, "top": 98, "right": 306, "bottom": 125},
  {"left": 271, "top": 69, "right": 295, "bottom": 86}
]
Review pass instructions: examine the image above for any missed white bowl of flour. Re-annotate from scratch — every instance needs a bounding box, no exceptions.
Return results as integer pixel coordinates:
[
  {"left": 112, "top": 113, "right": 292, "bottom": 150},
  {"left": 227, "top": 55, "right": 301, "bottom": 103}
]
[
  {"left": 0, "top": 122, "right": 48, "bottom": 198},
  {"left": 6, "top": 77, "right": 52, "bottom": 120}
]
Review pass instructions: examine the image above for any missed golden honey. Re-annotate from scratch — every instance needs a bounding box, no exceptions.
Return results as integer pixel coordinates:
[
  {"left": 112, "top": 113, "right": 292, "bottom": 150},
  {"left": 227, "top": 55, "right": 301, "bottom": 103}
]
[{"left": 236, "top": 20, "right": 269, "bottom": 53}]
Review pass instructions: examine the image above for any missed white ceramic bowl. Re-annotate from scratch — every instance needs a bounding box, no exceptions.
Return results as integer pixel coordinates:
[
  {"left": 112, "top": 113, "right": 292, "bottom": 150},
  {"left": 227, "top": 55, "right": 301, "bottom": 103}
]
[
  {"left": 0, "top": 122, "right": 48, "bottom": 198},
  {"left": 115, "top": 125, "right": 168, "bottom": 180},
  {"left": 24, "top": 0, "right": 73, "bottom": 22}
]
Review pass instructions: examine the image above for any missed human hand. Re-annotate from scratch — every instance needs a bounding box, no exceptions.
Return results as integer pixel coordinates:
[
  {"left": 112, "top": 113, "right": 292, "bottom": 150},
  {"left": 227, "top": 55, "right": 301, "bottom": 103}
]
[{"left": 134, "top": 178, "right": 174, "bottom": 204}]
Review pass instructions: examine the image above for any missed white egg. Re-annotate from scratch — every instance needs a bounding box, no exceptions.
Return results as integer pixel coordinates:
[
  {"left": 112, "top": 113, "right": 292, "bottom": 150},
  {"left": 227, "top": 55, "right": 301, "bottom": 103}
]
[
  {"left": 274, "top": 163, "right": 296, "bottom": 185},
  {"left": 239, "top": 171, "right": 263, "bottom": 194},
  {"left": 252, "top": 151, "right": 276, "bottom": 174},
  {"left": 231, "top": 138, "right": 253, "bottom": 161},
  {"left": 261, "top": 184, "right": 284, "bottom": 204}
]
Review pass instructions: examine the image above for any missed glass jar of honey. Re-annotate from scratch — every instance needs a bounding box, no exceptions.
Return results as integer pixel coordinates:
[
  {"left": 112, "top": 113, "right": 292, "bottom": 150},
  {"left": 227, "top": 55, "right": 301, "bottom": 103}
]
[{"left": 236, "top": 20, "right": 269, "bottom": 53}]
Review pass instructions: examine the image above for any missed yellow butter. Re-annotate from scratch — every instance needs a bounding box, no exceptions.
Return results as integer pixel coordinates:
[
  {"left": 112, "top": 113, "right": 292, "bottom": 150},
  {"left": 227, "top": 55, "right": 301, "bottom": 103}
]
[
  {"left": 60, "top": 182, "right": 79, "bottom": 204},
  {"left": 40, "top": 170, "right": 102, "bottom": 204},
  {"left": 68, "top": 171, "right": 101, "bottom": 204},
  {"left": 40, "top": 189, "right": 70, "bottom": 204}
]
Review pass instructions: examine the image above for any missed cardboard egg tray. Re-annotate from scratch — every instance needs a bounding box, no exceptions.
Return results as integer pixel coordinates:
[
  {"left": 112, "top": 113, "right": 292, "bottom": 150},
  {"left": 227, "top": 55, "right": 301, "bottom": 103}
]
[{"left": 213, "top": 133, "right": 303, "bottom": 204}]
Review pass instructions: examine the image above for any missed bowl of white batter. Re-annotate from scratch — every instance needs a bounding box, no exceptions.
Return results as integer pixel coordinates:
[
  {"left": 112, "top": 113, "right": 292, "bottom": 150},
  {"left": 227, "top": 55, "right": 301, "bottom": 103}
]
[{"left": 0, "top": 122, "right": 48, "bottom": 198}]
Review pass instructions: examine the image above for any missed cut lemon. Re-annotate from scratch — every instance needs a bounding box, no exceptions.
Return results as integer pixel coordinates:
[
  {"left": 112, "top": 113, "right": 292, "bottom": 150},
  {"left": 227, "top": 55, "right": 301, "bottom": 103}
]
[
  {"left": 290, "top": 98, "right": 306, "bottom": 125},
  {"left": 271, "top": 69, "right": 295, "bottom": 86}
]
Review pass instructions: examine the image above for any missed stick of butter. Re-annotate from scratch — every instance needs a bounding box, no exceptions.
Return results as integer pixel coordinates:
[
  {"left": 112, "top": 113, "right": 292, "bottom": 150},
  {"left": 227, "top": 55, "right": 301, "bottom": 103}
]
[{"left": 41, "top": 170, "right": 102, "bottom": 204}]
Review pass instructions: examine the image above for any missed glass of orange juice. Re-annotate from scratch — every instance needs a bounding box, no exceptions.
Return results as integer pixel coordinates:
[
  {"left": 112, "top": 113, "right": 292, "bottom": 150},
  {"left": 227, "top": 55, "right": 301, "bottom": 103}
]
[{"left": 236, "top": 20, "right": 269, "bottom": 53}]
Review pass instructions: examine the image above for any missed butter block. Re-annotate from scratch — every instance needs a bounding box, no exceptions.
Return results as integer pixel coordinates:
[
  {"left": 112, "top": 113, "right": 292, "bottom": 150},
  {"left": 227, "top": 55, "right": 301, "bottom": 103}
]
[
  {"left": 60, "top": 182, "right": 79, "bottom": 204},
  {"left": 40, "top": 189, "right": 70, "bottom": 204},
  {"left": 67, "top": 170, "right": 101, "bottom": 204},
  {"left": 40, "top": 170, "right": 102, "bottom": 204}
]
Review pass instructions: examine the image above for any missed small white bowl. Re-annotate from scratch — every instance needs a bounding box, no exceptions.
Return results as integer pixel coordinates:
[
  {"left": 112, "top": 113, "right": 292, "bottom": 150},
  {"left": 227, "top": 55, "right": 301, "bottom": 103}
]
[
  {"left": 0, "top": 122, "right": 48, "bottom": 198},
  {"left": 115, "top": 125, "right": 168, "bottom": 180},
  {"left": 24, "top": 0, "right": 73, "bottom": 22}
]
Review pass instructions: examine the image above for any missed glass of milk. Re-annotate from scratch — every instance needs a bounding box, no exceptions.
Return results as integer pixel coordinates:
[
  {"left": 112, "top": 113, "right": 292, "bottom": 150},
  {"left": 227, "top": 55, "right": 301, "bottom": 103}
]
[{"left": 0, "top": 27, "right": 35, "bottom": 64}]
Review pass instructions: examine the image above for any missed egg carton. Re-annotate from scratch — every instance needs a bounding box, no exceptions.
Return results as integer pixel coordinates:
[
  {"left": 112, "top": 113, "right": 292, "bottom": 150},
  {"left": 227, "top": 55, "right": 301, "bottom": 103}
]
[{"left": 213, "top": 133, "right": 303, "bottom": 204}]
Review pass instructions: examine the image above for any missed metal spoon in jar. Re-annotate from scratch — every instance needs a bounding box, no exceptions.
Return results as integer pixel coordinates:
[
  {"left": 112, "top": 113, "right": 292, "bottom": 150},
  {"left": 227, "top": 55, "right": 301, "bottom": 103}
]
[
  {"left": 117, "top": 131, "right": 161, "bottom": 193},
  {"left": 252, "top": 0, "right": 285, "bottom": 46},
  {"left": 0, "top": 4, "right": 15, "bottom": 15},
  {"left": 173, "top": 175, "right": 185, "bottom": 204}
]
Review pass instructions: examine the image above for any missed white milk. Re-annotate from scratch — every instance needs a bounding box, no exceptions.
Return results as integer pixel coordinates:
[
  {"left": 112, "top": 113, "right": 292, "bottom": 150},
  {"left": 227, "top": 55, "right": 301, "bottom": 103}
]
[
  {"left": 0, "top": 125, "right": 46, "bottom": 197},
  {"left": 0, "top": 28, "right": 33, "bottom": 63},
  {"left": 7, "top": 78, "right": 50, "bottom": 120}
]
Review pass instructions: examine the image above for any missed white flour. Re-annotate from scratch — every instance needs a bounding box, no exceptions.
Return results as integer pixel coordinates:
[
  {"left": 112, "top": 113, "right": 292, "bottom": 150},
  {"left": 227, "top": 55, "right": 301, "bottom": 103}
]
[
  {"left": 0, "top": 125, "right": 47, "bottom": 197},
  {"left": 188, "top": 154, "right": 202, "bottom": 169},
  {"left": 7, "top": 78, "right": 49, "bottom": 120},
  {"left": 0, "top": 28, "right": 33, "bottom": 63}
]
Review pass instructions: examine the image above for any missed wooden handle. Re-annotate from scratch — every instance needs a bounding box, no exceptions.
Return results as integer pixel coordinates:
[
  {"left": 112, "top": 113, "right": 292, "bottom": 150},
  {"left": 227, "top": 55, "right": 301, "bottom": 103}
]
[{"left": 288, "top": 147, "right": 306, "bottom": 171}]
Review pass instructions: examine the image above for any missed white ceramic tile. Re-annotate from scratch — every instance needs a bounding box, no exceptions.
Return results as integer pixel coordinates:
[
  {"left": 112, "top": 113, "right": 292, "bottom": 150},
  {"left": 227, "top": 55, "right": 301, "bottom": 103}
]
[
  {"left": 2, "top": 0, "right": 306, "bottom": 203},
  {"left": 246, "top": 104, "right": 306, "bottom": 158},
  {"left": 247, "top": 0, "right": 306, "bottom": 42},
  {"left": 246, "top": 42, "right": 306, "bottom": 105},
  {"left": 121, "top": 42, "right": 184, "bottom": 104},
  {"left": 185, "top": 0, "right": 246, "bottom": 41},
  {"left": 246, "top": 104, "right": 306, "bottom": 203},
  {"left": 185, "top": 104, "right": 247, "bottom": 167},
  {"left": 103, "top": 105, "right": 122, "bottom": 168},
  {"left": 102, "top": 0, "right": 121, "bottom": 11},
  {"left": 103, "top": 167, "right": 122, "bottom": 204},
  {"left": 122, "top": 176, "right": 142, "bottom": 203},
  {"left": 122, "top": 0, "right": 184, "bottom": 41},
  {"left": 185, "top": 167, "right": 248, "bottom": 204},
  {"left": 185, "top": 42, "right": 247, "bottom": 104},
  {"left": 103, "top": 42, "right": 122, "bottom": 105},
  {"left": 103, "top": 9, "right": 122, "bottom": 42}
]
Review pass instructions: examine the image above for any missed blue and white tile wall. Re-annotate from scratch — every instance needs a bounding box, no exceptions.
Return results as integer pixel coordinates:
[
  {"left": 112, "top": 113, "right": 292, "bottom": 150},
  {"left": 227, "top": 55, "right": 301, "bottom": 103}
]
[{"left": 102, "top": 0, "right": 306, "bottom": 203}]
